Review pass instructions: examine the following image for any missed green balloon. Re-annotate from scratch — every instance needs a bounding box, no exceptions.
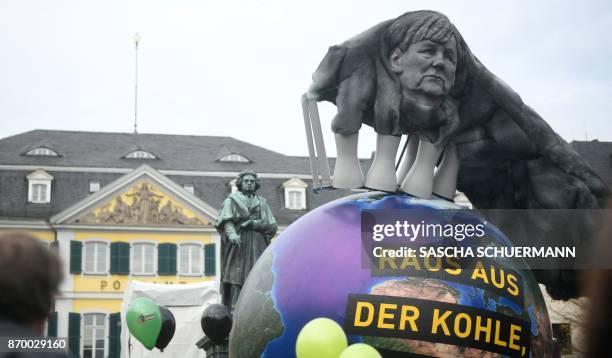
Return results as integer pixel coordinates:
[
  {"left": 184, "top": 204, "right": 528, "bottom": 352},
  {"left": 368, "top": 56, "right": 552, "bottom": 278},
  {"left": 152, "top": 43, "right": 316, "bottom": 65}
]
[
  {"left": 339, "top": 343, "right": 382, "bottom": 358},
  {"left": 296, "top": 318, "right": 347, "bottom": 358},
  {"left": 126, "top": 297, "right": 162, "bottom": 350}
]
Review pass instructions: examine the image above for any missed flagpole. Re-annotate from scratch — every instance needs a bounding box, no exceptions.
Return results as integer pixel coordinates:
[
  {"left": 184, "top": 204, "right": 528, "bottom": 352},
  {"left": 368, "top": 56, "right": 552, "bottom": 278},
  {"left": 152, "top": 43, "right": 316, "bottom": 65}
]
[{"left": 133, "top": 33, "right": 140, "bottom": 134}]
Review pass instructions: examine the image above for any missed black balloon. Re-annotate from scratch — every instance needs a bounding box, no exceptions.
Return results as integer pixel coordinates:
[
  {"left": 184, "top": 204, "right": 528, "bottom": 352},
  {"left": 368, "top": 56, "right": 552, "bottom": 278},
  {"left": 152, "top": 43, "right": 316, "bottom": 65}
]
[
  {"left": 201, "top": 304, "right": 233, "bottom": 344},
  {"left": 155, "top": 305, "right": 176, "bottom": 351}
]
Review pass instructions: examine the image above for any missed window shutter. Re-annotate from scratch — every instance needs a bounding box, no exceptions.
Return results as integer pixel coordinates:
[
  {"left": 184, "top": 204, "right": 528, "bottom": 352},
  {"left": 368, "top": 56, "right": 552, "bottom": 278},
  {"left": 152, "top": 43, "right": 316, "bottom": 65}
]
[
  {"left": 119, "top": 242, "right": 130, "bottom": 273},
  {"left": 157, "top": 244, "right": 167, "bottom": 274},
  {"left": 158, "top": 243, "right": 177, "bottom": 275},
  {"left": 68, "top": 312, "right": 81, "bottom": 358},
  {"left": 110, "top": 242, "right": 118, "bottom": 274},
  {"left": 47, "top": 311, "right": 58, "bottom": 337},
  {"left": 169, "top": 244, "right": 177, "bottom": 274},
  {"left": 70, "top": 241, "right": 82, "bottom": 274},
  {"left": 108, "top": 313, "right": 121, "bottom": 358},
  {"left": 110, "top": 242, "right": 130, "bottom": 275},
  {"left": 204, "top": 243, "right": 216, "bottom": 276}
]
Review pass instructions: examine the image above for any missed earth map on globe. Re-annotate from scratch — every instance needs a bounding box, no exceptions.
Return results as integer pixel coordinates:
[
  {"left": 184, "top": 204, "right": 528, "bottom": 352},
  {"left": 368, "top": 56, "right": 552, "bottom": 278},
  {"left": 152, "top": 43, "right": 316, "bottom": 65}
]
[{"left": 229, "top": 192, "right": 553, "bottom": 358}]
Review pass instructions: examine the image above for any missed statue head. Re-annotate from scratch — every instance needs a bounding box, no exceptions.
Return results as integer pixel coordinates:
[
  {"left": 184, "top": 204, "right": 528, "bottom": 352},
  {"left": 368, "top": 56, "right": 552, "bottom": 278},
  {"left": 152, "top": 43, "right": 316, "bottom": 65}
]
[
  {"left": 385, "top": 11, "right": 468, "bottom": 107},
  {"left": 235, "top": 170, "right": 260, "bottom": 194},
  {"left": 307, "top": 10, "right": 472, "bottom": 140}
]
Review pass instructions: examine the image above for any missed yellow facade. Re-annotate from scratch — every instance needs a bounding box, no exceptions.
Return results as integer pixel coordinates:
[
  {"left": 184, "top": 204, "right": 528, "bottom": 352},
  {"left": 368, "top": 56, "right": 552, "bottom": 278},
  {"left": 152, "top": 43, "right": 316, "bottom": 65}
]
[
  {"left": 73, "top": 230, "right": 213, "bottom": 244},
  {"left": 73, "top": 299, "right": 122, "bottom": 313},
  {"left": 73, "top": 274, "right": 213, "bottom": 294},
  {"left": 71, "top": 229, "right": 216, "bottom": 311},
  {"left": 71, "top": 229, "right": 215, "bottom": 289}
]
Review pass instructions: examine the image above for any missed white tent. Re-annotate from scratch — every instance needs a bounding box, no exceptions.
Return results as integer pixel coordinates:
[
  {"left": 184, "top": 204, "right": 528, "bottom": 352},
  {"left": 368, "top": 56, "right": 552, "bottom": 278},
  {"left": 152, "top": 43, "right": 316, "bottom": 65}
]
[{"left": 120, "top": 280, "right": 221, "bottom": 358}]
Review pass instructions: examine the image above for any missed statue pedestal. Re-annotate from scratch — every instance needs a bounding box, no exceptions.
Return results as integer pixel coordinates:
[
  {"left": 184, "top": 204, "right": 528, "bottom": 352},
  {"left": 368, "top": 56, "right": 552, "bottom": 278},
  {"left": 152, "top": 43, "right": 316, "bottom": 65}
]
[{"left": 196, "top": 336, "right": 229, "bottom": 358}]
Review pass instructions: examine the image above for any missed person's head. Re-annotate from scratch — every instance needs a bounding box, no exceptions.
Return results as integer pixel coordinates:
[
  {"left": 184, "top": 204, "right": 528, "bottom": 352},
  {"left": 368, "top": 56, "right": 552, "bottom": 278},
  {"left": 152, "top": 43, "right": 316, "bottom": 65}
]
[
  {"left": 0, "top": 232, "right": 63, "bottom": 333},
  {"left": 235, "top": 170, "right": 260, "bottom": 194},
  {"left": 385, "top": 11, "right": 467, "bottom": 106}
]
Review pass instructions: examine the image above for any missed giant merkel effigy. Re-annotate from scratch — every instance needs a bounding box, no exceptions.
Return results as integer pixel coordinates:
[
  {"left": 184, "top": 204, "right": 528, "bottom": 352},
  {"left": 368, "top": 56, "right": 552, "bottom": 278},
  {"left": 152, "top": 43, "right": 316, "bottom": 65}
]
[{"left": 228, "top": 10, "right": 608, "bottom": 358}]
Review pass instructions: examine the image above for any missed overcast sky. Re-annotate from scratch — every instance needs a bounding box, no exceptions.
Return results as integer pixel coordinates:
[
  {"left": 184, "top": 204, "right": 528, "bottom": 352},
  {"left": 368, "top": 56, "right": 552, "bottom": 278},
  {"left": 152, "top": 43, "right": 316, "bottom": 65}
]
[{"left": 1, "top": 0, "right": 611, "bottom": 157}]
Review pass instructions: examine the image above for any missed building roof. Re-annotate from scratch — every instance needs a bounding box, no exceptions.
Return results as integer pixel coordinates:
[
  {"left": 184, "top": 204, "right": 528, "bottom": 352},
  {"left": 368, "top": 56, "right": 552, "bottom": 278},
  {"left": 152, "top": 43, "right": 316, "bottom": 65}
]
[
  {"left": 0, "top": 129, "right": 319, "bottom": 174},
  {"left": 570, "top": 140, "right": 612, "bottom": 187},
  {"left": 2, "top": 131, "right": 610, "bottom": 226},
  {"left": 0, "top": 130, "right": 371, "bottom": 225}
]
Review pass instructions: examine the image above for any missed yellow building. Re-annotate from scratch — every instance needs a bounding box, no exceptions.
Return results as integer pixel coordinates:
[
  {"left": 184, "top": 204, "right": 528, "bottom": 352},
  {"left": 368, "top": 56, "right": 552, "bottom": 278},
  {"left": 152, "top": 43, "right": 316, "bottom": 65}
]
[{"left": 2, "top": 165, "right": 219, "bottom": 358}]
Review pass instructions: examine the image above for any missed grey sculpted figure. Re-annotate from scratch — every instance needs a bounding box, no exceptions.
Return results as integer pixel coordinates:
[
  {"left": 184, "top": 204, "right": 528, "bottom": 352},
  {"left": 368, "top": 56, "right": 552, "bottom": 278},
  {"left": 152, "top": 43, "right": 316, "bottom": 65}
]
[
  {"left": 216, "top": 170, "right": 277, "bottom": 309},
  {"left": 307, "top": 10, "right": 608, "bottom": 299}
]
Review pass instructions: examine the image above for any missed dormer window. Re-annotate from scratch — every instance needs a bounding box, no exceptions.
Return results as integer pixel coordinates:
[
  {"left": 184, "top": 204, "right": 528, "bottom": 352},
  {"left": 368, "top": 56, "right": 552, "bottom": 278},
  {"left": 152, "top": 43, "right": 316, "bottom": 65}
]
[
  {"left": 26, "top": 147, "right": 58, "bottom": 157},
  {"left": 125, "top": 150, "right": 157, "bottom": 159},
  {"left": 219, "top": 154, "right": 250, "bottom": 163},
  {"left": 282, "top": 178, "right": 308, "bottom": 210},
  {"left": 27, "top": 169, "right": 54, "bottom": 204}
]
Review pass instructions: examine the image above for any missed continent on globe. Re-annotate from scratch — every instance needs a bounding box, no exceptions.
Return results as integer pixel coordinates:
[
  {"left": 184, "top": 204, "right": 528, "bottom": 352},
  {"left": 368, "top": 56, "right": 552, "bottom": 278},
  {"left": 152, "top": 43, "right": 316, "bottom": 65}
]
[{"left": 229, "top": 246, "right": 284, "bottom": 358}]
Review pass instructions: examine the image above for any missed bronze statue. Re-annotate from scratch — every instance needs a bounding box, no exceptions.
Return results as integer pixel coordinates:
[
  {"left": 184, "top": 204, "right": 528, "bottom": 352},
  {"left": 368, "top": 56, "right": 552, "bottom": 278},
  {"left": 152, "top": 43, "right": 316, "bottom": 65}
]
[
  {"left": 216, "top": 170, "right": 277, "bottom": 309},
  {"left": 307, "top": 10, "right": 608, "bottom": 299}
]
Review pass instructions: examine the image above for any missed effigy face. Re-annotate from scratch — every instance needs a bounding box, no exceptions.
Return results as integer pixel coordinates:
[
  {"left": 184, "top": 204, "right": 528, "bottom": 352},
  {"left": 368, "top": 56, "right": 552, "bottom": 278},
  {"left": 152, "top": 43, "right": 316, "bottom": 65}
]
[{"left": 390, "top": 38, "right": 457, "bottom": 106}]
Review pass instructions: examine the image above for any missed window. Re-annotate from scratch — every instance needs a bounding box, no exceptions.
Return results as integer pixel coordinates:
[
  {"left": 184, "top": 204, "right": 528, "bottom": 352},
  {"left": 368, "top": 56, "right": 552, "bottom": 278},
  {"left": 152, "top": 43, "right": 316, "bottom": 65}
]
[
  {"left": 26, "top": 147, "right": 58, "bottom": 156},
  {"left": 132, "top": 243, "right": 155, "bottom": 275},
  {"left": 89, "top": 181, "right": 100, "bottom": 193},
  {"left": 287, "top": 190, "right": 304, "bottom": 210},
  {"left": 218, "top": 153, "right": 250, "bottom": 163},
  {"left": 27, "top": 169, "right": 53, "bottom": 204},
  {"left": 282, "top": 178, "right": 308, "bottom": 210},
  {"left": 84, "top": 242, "right": 108, "bottom": 274},
  {"left": 183, "top": 184, "right": 195, "bottom": 194},
  {"left": 125, "top": 150, "right": 157, "bottom": 159},
  {"left": 82, "top": 313, "right": 106, "bottom": 358},
  {"left": 31, "top": 184, "right": 48, "bottom": 202},
  {"left": 179, "top": 244, "right": 202, "bottom": 276}
]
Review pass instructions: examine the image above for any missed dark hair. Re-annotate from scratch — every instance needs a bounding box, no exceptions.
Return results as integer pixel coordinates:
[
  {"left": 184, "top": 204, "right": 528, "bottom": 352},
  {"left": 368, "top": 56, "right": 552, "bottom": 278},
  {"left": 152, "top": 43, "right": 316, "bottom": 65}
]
[
  {"left": 0, "top": 233, "right": 63, "bottom": 325},
  {"left": 384, "top": 10, "right": 469, "bottom": 96},
  {"left": 235, "top": 170, "right": 261, "bottom": 192}
]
